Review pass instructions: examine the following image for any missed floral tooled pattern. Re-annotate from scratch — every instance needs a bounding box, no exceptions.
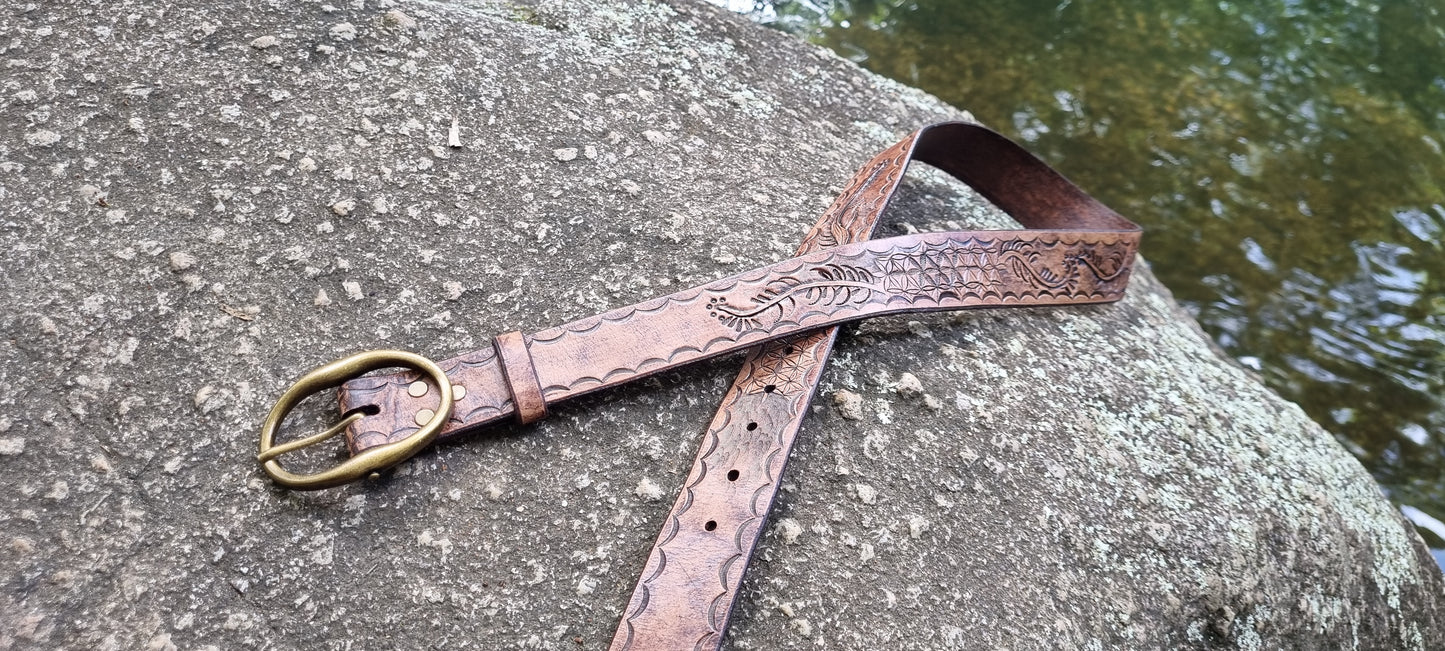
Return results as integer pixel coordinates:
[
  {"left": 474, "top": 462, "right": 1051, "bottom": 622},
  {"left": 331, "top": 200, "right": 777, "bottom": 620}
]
[
  {"left": 709, "top": 237, "right": 1133, "bottom": 334},
  {"left": 797, "top": 133, "right": 915, "bottom": 253}
]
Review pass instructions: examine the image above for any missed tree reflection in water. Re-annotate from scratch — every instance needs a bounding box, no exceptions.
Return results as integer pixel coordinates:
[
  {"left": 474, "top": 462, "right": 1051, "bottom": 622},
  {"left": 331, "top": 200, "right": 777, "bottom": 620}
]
[{"left": 734, "top": 0, "right": 1445, "bottom": 559}]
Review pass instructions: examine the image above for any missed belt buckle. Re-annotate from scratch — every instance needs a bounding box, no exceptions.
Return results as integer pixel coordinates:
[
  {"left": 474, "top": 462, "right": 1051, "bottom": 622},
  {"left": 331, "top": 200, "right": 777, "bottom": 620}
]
[{"left": 257, "top": 350, "right": 453, "bottom": 490}]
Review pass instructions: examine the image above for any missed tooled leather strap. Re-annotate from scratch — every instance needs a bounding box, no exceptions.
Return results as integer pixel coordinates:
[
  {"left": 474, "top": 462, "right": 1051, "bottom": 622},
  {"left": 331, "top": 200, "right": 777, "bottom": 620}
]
[
  {"left": 610, "top": 119, "right": 1140, "bottom": 649},
  {"left": 608, "top": 129, "right": 917, "bottom": 650},
  {"left": 338, "top": 123, "right": 1140, "bottom": 456},
  {"left": 334, "top": 122, "right": 1139, "bottom": 649}
]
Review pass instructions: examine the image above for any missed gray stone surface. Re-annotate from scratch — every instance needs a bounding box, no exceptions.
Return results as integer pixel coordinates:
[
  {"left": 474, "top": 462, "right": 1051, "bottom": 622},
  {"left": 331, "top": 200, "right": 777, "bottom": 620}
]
[{"left": 1, "top": 0, "right": 1441, "bottom": 648}]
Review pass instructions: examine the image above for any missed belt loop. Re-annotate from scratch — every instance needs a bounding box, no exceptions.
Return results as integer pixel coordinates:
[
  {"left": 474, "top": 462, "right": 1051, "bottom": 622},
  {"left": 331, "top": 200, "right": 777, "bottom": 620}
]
[{"left": 492, "top": 331, "right": 548, "bottom": 425}]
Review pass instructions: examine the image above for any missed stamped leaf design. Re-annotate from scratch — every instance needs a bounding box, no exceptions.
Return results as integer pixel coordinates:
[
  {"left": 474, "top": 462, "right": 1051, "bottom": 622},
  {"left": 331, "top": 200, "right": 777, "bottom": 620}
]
[
  {"left": 803, "top": 263, "right": 878, "bottom": 306},
  {"left": 709, "top": 236, "right": 1135, "bottom": 334},
  {"left": 709, "top": 263, "right": 881, "bottom": 333},
  {"left": 997, "top": 240, "right": 1075, "bottom": 290}
]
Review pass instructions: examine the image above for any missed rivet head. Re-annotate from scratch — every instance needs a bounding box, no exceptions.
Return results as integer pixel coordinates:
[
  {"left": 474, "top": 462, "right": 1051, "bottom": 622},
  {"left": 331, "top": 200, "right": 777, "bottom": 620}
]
[
  {"left": 408, "top": 381, "right": 428, "bottom": 398},
  {"left": 453, "top": 385, "right": 467, "bottom": 400},
  {"left": 415, "top": 408, "right": 435, "bottom": 426}
]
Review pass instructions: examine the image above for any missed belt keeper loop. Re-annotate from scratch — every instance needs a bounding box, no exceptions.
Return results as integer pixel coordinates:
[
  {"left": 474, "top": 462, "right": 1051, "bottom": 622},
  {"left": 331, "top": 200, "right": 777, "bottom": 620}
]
[{"left": 492, "top": 331, "right": 548, "bottom": 425}]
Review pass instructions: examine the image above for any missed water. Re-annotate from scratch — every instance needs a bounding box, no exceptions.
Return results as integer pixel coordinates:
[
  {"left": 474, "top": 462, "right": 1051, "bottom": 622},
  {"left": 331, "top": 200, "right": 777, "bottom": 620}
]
[{"left": 725, "top": 0, "right": 1445, "bottom": 557}]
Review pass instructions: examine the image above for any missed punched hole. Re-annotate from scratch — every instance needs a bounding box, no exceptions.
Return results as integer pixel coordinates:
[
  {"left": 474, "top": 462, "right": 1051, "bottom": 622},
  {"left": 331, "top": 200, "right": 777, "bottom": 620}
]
[
  {"left": 763, "top": 384, "right": 776, "bottom": 393},
  {"left": 746, "top": 422, "right": 758, "bottom": 431},
  {"left": 704, "top": 520, "right": 717, "bottom": 531},
  {"left": 784, "top": 346, "right": 795, "bottom": 355},
  {"left": 346, "top": 404, "right": 382, "bottom": 417},
  {"left": 727, "top": 469, "right": 740, "bottom": 482}
]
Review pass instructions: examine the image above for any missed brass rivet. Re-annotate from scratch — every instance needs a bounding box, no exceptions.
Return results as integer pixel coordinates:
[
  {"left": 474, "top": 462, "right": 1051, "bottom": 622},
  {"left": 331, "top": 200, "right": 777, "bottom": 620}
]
[
  {"left": 408, "top": 381, "right": 428, "bottom": 398},
  {"left": 453, "top": 385, "right": 467, "bottom": 400},
  {"left": 415, "top": 408, "right": 435, "bottom": 426}
]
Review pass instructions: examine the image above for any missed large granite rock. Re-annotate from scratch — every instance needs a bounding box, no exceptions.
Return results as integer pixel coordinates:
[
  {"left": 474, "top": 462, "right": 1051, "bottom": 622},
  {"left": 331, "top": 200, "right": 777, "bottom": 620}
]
[{"left": 1, "top": 0, "right": 1441, "bottom": 648}]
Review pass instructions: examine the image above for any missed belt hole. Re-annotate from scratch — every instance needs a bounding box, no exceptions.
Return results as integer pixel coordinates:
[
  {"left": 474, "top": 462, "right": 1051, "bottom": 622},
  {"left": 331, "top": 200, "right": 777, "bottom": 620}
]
[
  {"left": 763, "top": 384, "right": 776, "bottom": 393},
  {"left": 784, "top": 346, "right": 795, "bottom": 354},
  {"left": 727, "top": 469, "right": 740, "bottom": 481},
  {"left": 346, "top": 404, "right": 381, "bottom": 417},
  {"left": 704, "top": 520, "right": 717, "bottom": 531},
  {"left": 746, "top": 422, "right": 758, "bottom": 431}
]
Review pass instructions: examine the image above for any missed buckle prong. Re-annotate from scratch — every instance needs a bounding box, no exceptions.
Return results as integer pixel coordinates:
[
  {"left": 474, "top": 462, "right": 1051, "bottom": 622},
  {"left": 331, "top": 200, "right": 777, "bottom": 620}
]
[{"left": 256, "top": 411, "right": 364, "bottom": 463}]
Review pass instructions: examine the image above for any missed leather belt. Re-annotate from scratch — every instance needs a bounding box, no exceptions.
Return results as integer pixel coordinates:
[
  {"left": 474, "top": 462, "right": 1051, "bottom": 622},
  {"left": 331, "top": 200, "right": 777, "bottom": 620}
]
[{"left": 256, "top": 122, "right": 1141, "bottom": 648}]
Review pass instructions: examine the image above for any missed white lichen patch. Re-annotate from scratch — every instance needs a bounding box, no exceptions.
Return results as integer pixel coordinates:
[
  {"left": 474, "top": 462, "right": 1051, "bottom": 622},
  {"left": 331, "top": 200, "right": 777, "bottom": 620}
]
[
  {"left": 25, "top": 130, "right": 61, "bottom": 147},
  {"left": 633, "top": 476, "right": 662, "bottom": 501},
  {"left": 854, "top": 483, "right": 878, "bottom": 505},
  {"left": 776, "top": 518, "right": 804, "bottom": 544},
  {"left": 0, "top": 437, "right": 26, "bottom": 455}
]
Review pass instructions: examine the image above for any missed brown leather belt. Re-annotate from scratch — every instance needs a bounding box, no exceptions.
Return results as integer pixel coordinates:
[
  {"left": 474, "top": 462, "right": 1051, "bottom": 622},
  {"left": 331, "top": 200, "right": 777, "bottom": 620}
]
[{"left": 257, "top": 122, "right": 1141, "bottom": 649}]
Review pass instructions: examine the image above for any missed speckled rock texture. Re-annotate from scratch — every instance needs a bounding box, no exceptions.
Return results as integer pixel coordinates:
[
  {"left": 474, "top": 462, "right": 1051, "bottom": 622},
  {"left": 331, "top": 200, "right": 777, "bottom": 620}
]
[{"left": 1, "top": 0, "right": 1441, "bottom": 649}]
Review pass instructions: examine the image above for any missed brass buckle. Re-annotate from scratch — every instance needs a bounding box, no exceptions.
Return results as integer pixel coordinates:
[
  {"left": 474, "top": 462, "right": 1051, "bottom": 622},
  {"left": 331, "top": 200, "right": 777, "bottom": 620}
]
[{"left": 258, "top": 350, "right": 453, "bottom": 490}]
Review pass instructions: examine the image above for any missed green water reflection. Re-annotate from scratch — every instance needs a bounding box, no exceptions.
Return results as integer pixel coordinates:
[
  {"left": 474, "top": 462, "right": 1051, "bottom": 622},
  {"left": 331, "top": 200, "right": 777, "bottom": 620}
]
[{"left": 742, "top": 0, "right": 1445, "bottom": 556}]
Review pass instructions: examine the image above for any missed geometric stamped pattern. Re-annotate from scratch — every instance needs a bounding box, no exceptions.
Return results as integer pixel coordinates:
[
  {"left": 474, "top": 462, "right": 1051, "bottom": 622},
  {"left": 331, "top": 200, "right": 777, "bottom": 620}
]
[
  {"left": 738, "top": 329, "right": 833, "bottom": 396},
  {"left": 878, "top": 240, "right": 1007, "bottom": 298}
]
